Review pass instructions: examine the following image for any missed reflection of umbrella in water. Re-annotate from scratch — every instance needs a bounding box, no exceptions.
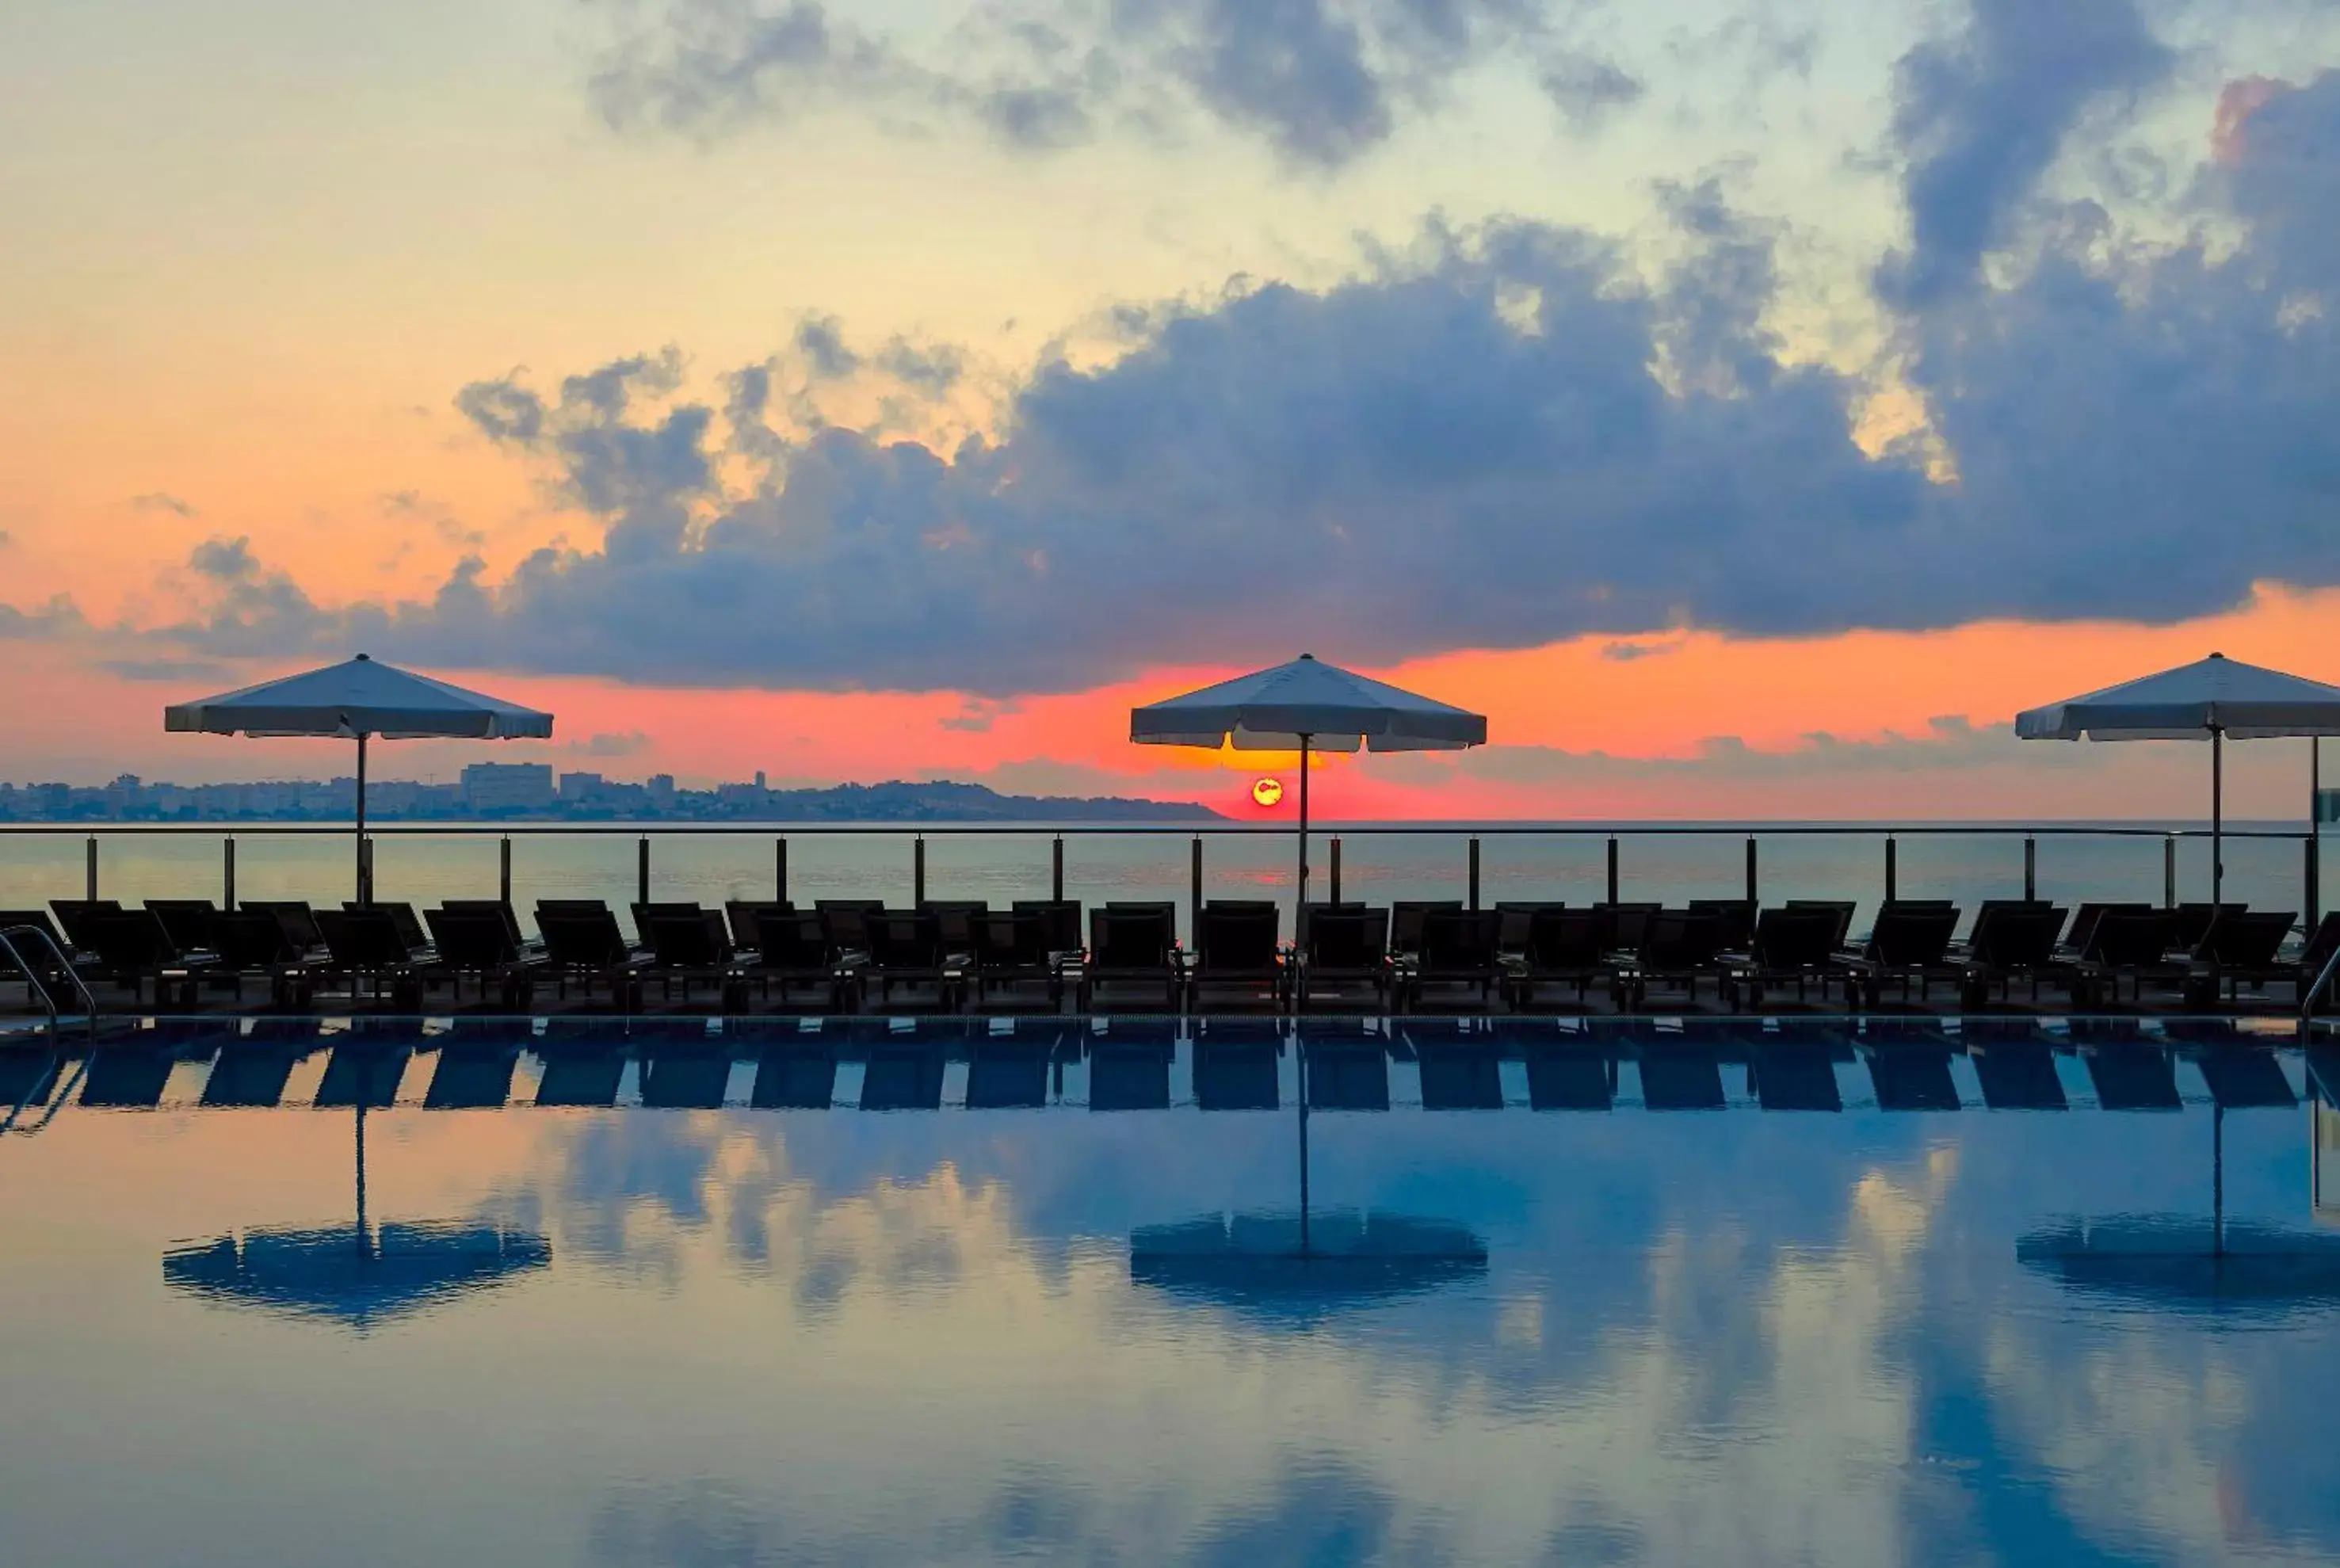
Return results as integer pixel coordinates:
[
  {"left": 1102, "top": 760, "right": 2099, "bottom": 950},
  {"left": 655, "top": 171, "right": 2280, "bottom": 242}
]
[
  {"left": 2017, "top": 1218, "right": 2340, "bottom": 1316},
  {"left": 162, "top": 1100, "right": 548, "bottom": 1331},
  {"left": 1129, "top": 1037, "right": 1487, "bottom": 1318},
  {"left": 1132, "top": 1211, "right": 1487, "bottom": 1321}
]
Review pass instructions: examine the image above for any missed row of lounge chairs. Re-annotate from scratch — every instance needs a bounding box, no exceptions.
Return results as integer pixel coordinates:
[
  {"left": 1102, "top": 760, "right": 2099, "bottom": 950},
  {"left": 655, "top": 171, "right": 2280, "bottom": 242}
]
[{"left": 5, "top": 895, "right": 2334, "bottom": 1017}]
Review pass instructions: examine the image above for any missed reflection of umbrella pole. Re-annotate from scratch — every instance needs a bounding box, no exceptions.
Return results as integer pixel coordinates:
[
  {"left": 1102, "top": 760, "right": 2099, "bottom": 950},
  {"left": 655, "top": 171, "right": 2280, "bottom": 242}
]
[
  {"left": 1297, "top": 1037, "right": 1311, "bottom": 1260},
  {"left": 2213, "top": 1101, "right": 2226, "bottom": 1262},
  {"left": 354, "top": 1100, "right": 370, "bottom": 1256}
]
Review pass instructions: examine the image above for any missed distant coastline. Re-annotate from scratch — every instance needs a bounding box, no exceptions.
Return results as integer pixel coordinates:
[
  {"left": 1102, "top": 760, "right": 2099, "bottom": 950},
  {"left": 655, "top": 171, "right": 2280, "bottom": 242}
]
[{"left": 0, "top": 775, "right": 1224, "bottom": 825}]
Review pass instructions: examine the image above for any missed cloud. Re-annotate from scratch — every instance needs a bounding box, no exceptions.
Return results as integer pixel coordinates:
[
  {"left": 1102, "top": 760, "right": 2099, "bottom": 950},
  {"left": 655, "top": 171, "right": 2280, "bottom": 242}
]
[
  {"left": 1877, "top": 0, "right": 2173, "bottom": 307},
  {"left": 588, "top": 0, "right": 1571, "bottom": 170},
  {"left": 95, "top": 658, "right": 232, "bottom": 684},
  {"left": 1540, "top": 52, "right": 1643, "bottom": 135},
  {"left": 130, "top": 492, "right": 198, "bottom": 517},
  {"left": 570, "top": 730, "right": 655, "bottom": 757}
]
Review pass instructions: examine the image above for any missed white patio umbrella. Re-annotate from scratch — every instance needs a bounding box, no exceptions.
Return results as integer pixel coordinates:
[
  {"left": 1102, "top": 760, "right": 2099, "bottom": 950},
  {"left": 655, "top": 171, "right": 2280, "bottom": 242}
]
[
  {"left": 166, "top": 654, "right": 554, "bottom": 903},
  {"left": 1130, "top": 654, "right": 1487, "bottom": 909},
  {"left": 2015, "top": 652, "right": 2340, "bottom": 903}
]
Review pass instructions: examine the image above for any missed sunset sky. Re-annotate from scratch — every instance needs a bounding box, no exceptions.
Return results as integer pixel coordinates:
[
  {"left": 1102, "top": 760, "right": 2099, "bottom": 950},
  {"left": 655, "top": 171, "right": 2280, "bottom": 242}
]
[{"left": 4, "top": 0, "right": 2339, "bottom": 818}]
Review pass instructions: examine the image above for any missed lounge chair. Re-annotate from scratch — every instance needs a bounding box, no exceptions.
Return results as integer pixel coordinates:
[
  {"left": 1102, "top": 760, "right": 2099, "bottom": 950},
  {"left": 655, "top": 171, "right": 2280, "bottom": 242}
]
[
  {"left": 534, "top": 902, "right": 648, "bottom": 1008},
  {"left": 1389, "top": 900, "right": 1463, "bottom": 961},
  {"left": 1083, "top": 906, "right": 1180, "bottom": 1013},
  {"left": 1593, "top": 902, "right": 1662, "bottom": 957},
  {"left": 1784, "top": 899, "right": 1857, "bottom": 952},
  {"left": 741, "top": 909, "right": 850, "bottom": 1012},
  {"left": 1618, "top": 909, "right": 1727, "bottom": 1012},
  {"left": 815, "top": 899, "right": 886, "bottom": 962},
  {"left": 632, "top": 903, "right": 740, "bottom": 1008},
  {"left": 920, "top": 901, "right": 989, "bottom": 963},
  {"left": 210, "top": 909, "right": 323, "bottom": 1006},
  {"left": 78, "top": 909, "right": 212, "bottom": 1008},
  {"left": 1491, "top": 902, "right": 1561, "bottom": 963},
  {"left": 2071, "top": 910, "right": 2185, "bottom": 1007},
  {"left": 239, "top": 900, "right": 326, "bottom": 957},
  {"left": 314, "top": 907, "right": 422, "bottom": 1009},
  {"left": 48, "top": 899, "right": 126, "bottom": 955},
  {"left": 2171, "top": 902, "right": 2248, "bottom": 955},
  {"left": 345, "top": 901, "right": 430, "bottom": 958},
  {"left": 723, "top": 899, "right": 794, "bottom": 955},
  {"left": 1505, "top": 907, "right": 1603, "bottom": 1012},
  {"left": 1189, "top": 902, "right": 1285, "bottom": 1013},
  {"left": 2059, "top": 902, "right": 2152, "bottom": 960},
  {"left": 1958, "top": 903, "right": 2071, "bottom": 1009},
  {"left": 1407, "top": 909, "right": 1502, "bottom": 1013},
  {"left": 1688, "top": 899, "right": 1758, "bottom": 952},
  {"left": 2187, "top": 910, "right": 2298, "bottom": 1007},
  {"left": 863, "top": 910, "right": 952, "bottom": 1011},
  {"left": 968, "top": 910, "right": 1056, "bottom": 1011},
  {"left": 0, "top": 909, "right": 90, "bottom": 999},
  {"left": 1736, "top": 906, "right": 1850, "bottom": 1010},
  {"left": 422, "top": 906, "right": 536, "bottom": 1009},
  {"left": 1011, "top": 899, "right": 1086, "bottom": 956},
  {"left": 1297, "top": 907, "right": 1389, "bottom": 1013},
  {"left": 146, "top": 899, "right": 220, "bottom": 955},
  {"left": 1847, "top": 902, "right": 1964, "bottom": 1007}
]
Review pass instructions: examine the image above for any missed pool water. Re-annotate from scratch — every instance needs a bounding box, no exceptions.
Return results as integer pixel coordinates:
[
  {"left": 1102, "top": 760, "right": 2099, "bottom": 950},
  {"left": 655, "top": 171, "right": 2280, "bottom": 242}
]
[{"left": 4, "top": 1020, "right": 2338, "bottom": 1566}]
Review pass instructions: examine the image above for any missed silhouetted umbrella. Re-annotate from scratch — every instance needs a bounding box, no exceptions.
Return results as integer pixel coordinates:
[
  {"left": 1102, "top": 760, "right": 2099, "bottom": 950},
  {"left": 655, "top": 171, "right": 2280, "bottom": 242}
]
[
  {"left": 166, "top": 654, "right": 552, "bottom": 902},
  {"left": 1131, "top": 654, "right": 1486, "bottom": 908},
  {"left": 2017, "top": 652, "right": 2340, "bottom": 902},
  {"left": 1130, "top": 1211, "right": 1487, "bottom": 1322}
]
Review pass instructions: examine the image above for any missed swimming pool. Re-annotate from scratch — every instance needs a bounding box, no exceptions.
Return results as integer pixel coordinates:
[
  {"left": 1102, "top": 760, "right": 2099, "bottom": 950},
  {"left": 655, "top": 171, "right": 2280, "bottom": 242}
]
[{"left": 4, "top": 1017, "right": 2337, "bottom": 1566}]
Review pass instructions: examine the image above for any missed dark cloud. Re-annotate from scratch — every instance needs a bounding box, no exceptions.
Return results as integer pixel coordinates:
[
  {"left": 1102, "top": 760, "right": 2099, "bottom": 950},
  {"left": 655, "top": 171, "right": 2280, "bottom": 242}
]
[
  {"left": 589, "top": 0, "right": 1566, "bottom": 170},
  {"left": 1540, "top": 52, "right": 1643, "bottom": 134},
  {"left": 95, "top": 658, "right": 232, "bottom": 684},
  {"left": 130, "top": 492, "right": 198, "bottom": 518},
  {"left": 1877, "top": 0, "right": 2173, "bottom": 307},
  {"left": 570, "top": 731, "right": 655, "bottom": 757}
]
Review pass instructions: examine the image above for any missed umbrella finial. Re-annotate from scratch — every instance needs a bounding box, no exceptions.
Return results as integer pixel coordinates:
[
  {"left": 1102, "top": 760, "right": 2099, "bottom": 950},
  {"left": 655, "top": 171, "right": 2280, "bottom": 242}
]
[
  {"left": 1299, "top": 652, "right": 1316, "bottom": 662},
  {"left": 354, "top": 653, "right": 372, "bottom": 662},
  {"left": 2209, "top": 651, "right": 2225, "bottom": 659}
]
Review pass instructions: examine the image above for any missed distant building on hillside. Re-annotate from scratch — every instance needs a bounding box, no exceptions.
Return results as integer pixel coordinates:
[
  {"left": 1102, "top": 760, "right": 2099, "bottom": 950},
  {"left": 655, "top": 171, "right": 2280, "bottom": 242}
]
[{"left": 460, "top": 761, "right": 555, "bottom": 813}]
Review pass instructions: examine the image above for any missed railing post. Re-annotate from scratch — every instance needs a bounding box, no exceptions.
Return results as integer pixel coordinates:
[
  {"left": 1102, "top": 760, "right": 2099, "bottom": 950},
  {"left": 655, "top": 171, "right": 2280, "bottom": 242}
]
[
  {"left": 500, "top": 836, "right": 513, "bottom": 907},
  {"left": 2024, "top": 836, "right": 2037, "bottom": 901},
  {"left": 914, "top": 835, "right": 926, "bottom": 906},
  {"left": 775, "top": 837, "right": 788, "bottom": 905},
  {"left": 86, "top": 836, "right": 97, "bottom": 902},
  {"left": 1190, "top": 836, "right": 1203, "bottom": 944},
  {"left": 637, "top": 836, "right": 651, "bottom": 907},
  {"left": 223, "top": 837, "right": 236, "bottom": 911},
  {"left": 1052, "top": 836, "right": 1064, "bottom": 902},
  {"left": 1745, "top": 836, "right": 1758, "bottom": 905},
  {"left": 1605, "top": 837, "right": 1619, "bottom": 905},
  {"left": 1330, "top": 837, "right": 1342, "bottom": 905},
  {"left": 1468, "top": 837, "right": 1480, "bottom": 912},
  {"left": 2165, "top": 835, "right": 2177, "bottom": 910},
  {"left": 1884, "top": 836, "right": 1898, "bottom": 904}
]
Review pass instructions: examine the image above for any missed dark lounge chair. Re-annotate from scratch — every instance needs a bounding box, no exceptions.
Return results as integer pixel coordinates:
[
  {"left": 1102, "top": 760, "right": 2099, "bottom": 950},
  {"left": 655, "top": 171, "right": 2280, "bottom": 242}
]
[
  {"left": 1389, "top": 900, "right": 1463, "bottom": 960},
  {"left": 2071, "top": 910, "right": 2185, "bottom": 1007},
  {"left": 79, "top": 909, "right": 212, "bottom": 1008},
  {"left": 863, "top": 910, "right": 952, "bottom": 1011},
  {"left": 815, "top": 900, "right": 886, "bottom": 962},
  {"left": 1618, "top": 909, "right": 1727, "bottom": 1012},
  {"left": 967, "top": 910, "right": 1057, "bottom": 1011},
  {"left": 239, "top": 900, "right": 326, "bottom": 957},
  {"left": 423, "top": 905, "right": 535, "bottom": 1008},
  {"left": 1506, "top": 907, "right": 1604, "bottom": 1012},
  {"left": 1848, "top": 902, "right": 1964, "bottom": 1007},
  {"left": 315, "top": 907, "right": 421, "bottom": 1008},
  {"left": 345, "top": 901, "right": 430, "bottom": 958},
  {"left": 48, "top": 899, "right": 126, "bottom": 955},
  {"left": 632, "top": 903, "right": 740, "bottom": 1008},
  {"left": 2171, "top": 902, "right": 2248, "bottom": 955},
  {"left": 1688, "top": 899, "right": 1758, "bottom": 952},
  {"left": 1011, "top": 899, "right": 1086, "bottom": 957},
  {"left": 723, "top": 900, "right": 794, "bottom": 955},
  {"left": 1593, "top": 902, "right": 1662, "bottom": 957},
  {"left": 1737, "top": 907, "right": 1850, "bottom": 1010},
  {"left": 1189, "top": 902, "right": 1285, "bottom": 1013},
  {"left": 210, "top": 909, "right": 323, "bottom": 1005},
  {"left": 741, "top": 909, "right": 849, "bottom": 1012},
  {"left": 145, "top": 899, "right": 220, "bottom": 955},
  {"left": 1084, "top": 906, "right": 1180, "bottom": 1013},
  {"left": 1297, "top": 907, "right": 1389, "bottom": 1013},
  {"left": 2188, "top": 910, "right": 2297, "bottom": 1006},
  {"left": 1959, "top": 902, "right": 2070, "bottom": 1009},
  {"left": 535, "top": 902, "right": 647, "bottom": 1008},
  {"left": 1407, "top": 909, "right": 1502, "bottom": 1013}
]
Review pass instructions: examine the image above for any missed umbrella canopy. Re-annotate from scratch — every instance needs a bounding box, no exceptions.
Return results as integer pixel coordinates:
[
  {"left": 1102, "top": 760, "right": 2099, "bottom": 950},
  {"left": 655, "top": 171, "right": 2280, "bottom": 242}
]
[
  {"left": 2016, "top": 653, "right": 2340, "bottom": 904},
  {"left": 1129, "top": 654, "right": 1487, "bottom": 753},
  {"left": 166, "top": 654, "right": 552, "bottom": 902},
  {"left": 165, "top": 654, "right": 552, "bottom": 741},
  {"left": 2014, "top": 653, "right": 2340, "bottom": 742},
  {"left": 1131, "top": 655, "right": 1487, "bottom": 909}
]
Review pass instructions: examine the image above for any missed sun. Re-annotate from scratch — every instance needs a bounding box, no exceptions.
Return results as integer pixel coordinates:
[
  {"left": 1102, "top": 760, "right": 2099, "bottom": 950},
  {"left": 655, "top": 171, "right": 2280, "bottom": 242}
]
[{"left": 1251, "top": 777, "right": 1285, "bottom": 808}]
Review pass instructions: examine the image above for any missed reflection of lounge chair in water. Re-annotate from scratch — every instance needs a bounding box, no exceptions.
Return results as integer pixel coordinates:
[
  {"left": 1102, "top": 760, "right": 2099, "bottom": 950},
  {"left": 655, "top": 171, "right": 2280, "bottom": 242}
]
[
  {"left": 533, "top": 1050, "right": 626, "bottom": 1108},
  {"left": 751, "top": 1047, "right": 837, "bottom": 1109},
  {"left": 423, "top": 1041, "right": 519, "bottom": 1108},
  {"left": 1087, "top": 1022, "right": 1173, "bottom": 1111},
  {"left": 1968, "top": 1037, "right": 2067, "bottom": 1110},
  {"left": 314, "top": 1044, "right": 409, "bottom": 1109},
  {"left": 965, "top": 1021, "right": 1061, "bottom": 1109},
  {"left": 2187, "top": 1044, "right": 2296, "bottom": 1109},
  {"left": 1636, "top": 1043, "right": 1724, "bottom": 1110},
  {"left": 640, "top": 1049, "right": 732, "bottom": 1109},
  {"left": 1405, "top": 1022, "right": 1500, "bottom": 1110},
  {"left": 1867, "top": 1045, "right": 1960, "bottom": 1111},
  {"left": 1524, "top": 1047, "right": 1613, "bottom": 1111},
  {"left": 2083, "top": 1043, "right": 2182, "bottom": 1111},
  {"left": 81, "top": 1047, "right": 178, "bottom": 1108},
  {"left": 1750, "top": 1041, "right": 1840, "bottom": 1112},
  {"left": 200, "top": 1042, "right": 313, "bottom": 1108},
  {"left": 1193, "top": 1021, "right": 1280, "bottom": 1111},
  {"left": 1304, "top": 1025, "right": 1390, "bottom": 1112},
  {"left": 860, "top": 1044, "right": 945, "bottom": 1111}
]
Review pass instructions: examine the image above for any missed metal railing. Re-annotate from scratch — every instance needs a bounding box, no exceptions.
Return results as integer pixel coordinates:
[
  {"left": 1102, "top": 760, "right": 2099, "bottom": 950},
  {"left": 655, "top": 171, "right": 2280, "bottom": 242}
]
[
  {"left": 0, "top": 819, "right": 2325, "bottom": 931},
  {"left": 0, "top": 924, "right": 96, "bottom": 1043}
]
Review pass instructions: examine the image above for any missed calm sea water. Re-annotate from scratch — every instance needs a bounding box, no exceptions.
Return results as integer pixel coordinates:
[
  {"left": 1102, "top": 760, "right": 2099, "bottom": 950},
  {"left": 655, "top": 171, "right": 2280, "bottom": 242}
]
[
  {"left": 2, "top": 1024, "right": 2337, "bottom": 1566},
  {"left": 0, "top": 822, "right": 2328, "bottom": 939}
]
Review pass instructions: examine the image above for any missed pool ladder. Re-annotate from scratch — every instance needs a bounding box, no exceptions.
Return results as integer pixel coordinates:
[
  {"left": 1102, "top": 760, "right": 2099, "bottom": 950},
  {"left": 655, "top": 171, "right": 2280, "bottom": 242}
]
[{"left": 0, "top": 926, "right": 94, "bottom": 1135}]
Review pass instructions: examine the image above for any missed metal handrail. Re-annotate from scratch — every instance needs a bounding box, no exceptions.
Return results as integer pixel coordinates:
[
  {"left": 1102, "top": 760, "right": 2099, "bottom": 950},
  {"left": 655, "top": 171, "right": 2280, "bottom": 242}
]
[
  {"left": 2305, "top": 940, "right": 2340, "bottom": 1021},
  {"left": 0, "top": 925, "right": 97, "bottom": 1040},
  {"left": 0, "top": 1051, "right": 88, "bottom": 1136}
]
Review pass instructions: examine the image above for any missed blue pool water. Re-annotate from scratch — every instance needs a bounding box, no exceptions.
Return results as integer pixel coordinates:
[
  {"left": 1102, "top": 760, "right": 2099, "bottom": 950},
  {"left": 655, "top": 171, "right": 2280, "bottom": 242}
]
[{"left": 5, "top": 1018, "right": 2339, "bottom": 1566}]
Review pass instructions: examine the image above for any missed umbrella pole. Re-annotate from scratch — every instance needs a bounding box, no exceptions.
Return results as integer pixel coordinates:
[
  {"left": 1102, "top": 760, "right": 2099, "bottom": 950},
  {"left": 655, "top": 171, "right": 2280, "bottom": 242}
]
[
  {"left": 354, "top": 731, "right": 370, "bottom": 908},
  {"left": 1297, "top": 734, "right": 1311, "bottom": 918},
  {"left": 2212, "top": 726, "right": 2224, "bottom": 907}
]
